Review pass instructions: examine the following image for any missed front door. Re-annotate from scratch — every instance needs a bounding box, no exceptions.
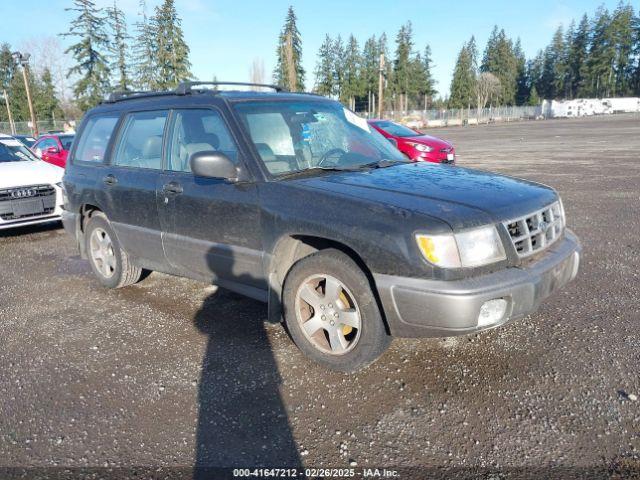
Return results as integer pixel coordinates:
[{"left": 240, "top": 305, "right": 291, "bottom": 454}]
[
  {"left": 101, "top": 109, "right": 169, "bottom": 270},
  {"left": 158, "top": 108, "right": 266, "bottom": 297}
]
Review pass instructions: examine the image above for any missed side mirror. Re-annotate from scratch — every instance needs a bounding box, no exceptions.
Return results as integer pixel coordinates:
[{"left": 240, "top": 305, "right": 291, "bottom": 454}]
[
  {"left": 189, "top": 151, "right": 239, "bottom": 180},
  {"left": 46, "top": 146, "right": 60, "bottom": 154},
  {"left": 387, "top": 137, "right": 398, "bottom": 148}
]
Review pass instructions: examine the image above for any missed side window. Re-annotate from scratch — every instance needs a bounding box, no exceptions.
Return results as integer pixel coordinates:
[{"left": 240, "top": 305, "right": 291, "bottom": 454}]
[
  {"left": 113, "top": 111, "right": 168, "bottom": 170},
  {"left": 245, "top": 113, "right": 295, "bottom": 156},
  {"left": 73, "top": 116, "right": 119, "bottom": 163},
  {"left": 167, "top": 109, "right": 238, "bottom": 172}
]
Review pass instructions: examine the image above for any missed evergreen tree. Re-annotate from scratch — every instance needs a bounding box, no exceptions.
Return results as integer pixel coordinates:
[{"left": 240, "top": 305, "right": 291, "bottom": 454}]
[
  {"left": 551, "top": 26, "right": 568, "bottom": 98},
  {"left": 585, "top": 6, "right": 616, "bottom": 97},
  {"left": 34, "top": 68, "right": 64, "bottom": 122},
  {"left": 568, "top": 15, "right": 590, "bottom": 98},
  {"left": 0, "top": 43, "right": 14, "bottom": 92},
  {"left": 273, "top": 6, "right": 305, "bottom": 91},
  {"left": 449, "top": 39, "right": 476, "bottom": 108},
  {"left": 481, "top": 26, "right": 518, "bottom": 104},
  {"left": 527, "top": 51, "right": 544, "bottom": 98},
  {"left": 514, "top": 38, "right": 529, "bottom": 105},
  {"left": 421, "top": 45, "right": 437, "bottom": 99},
  {"left": 150, "top": 0, "right": 191, "bottom": 90},
  {"left": 313, "top": 35, "right": 335, "bottom": 96},
  {"left": 0, "top": 43, "right": 16, "bottom": 123},
  {"left": 633, "top": 7, "right": 640, "bottom": 94},
  {"left": 332, "top": 35, "right": 345, "bottom": 99},
  {"left": 341, "top": 35, "right": 363, "bottom": 106},
  {"left": 528, "top": 85, "right": 540, "bottom": 106},
  {"left": 107, "top": 0, "right": 130, "bottom": 91},
  {"left": 360, "top": 35, "right": 379, "bottom": 100},
  {"left": 61, "top": 0, "right": 111, "bottom": 112},
  {"left": 131, "top": 0, "right": 156, "bottom": 90},
  {"left": 610, "top": 2, "right": 635, "bottom": 96},
  {"left": 393, "top": 22, "right": 414, "bottom": 104},
  {"left": 565, "top": 15, "right": 589, "bottom": 98}
]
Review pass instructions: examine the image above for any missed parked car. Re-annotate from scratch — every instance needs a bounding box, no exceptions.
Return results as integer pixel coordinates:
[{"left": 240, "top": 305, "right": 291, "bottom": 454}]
[
  {"left": 62, "top": 82, "right": 581, "bottom": 372},
  {"left": 13, "top": 134, "right": 37, "bottom": 148},
  {"left": 32, "top": 133, "right": 75, "bottom": 168},
  {"left": 0, "top": 134, "right": 64, "bottom": 230},
  {"left": 368, "top": 119, "right": 456, "bottom": 164}
]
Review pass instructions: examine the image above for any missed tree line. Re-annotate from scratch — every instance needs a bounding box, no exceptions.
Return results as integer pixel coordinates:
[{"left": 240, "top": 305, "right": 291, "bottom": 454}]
[
  {"left": 0, "top": 45, "right": 63, "bottom": 124},
  {"left": 3, "top": 1, "right": 640, "bottom": 124},
  {"left": 449, "top": 2, "right": 640, "bottom": 109},
  {"left": 1, "top": 0, "right": 192, "bottom": 124},
  {"left": 273, "top": 7, "right": 437, "bottom": 112}
]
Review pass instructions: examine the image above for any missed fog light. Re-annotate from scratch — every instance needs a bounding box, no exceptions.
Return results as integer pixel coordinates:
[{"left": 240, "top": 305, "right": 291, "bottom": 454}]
[{"left": 478, "top": 299, "right": 508, "bottom": 327}]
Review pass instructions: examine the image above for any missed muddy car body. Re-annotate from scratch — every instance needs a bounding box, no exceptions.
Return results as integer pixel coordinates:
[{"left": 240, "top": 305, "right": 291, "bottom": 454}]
[{"left": 62, "top": 83, "right": 581, "bottom": 371}]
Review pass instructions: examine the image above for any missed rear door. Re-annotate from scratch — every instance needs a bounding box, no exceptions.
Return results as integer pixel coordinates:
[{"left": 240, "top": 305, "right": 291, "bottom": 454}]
[
  {"left": 158, "top": 107, "right": 266, "bottom": 296},
  {"left": 101, "top": 110, "right": 169, "bottom": 271}
]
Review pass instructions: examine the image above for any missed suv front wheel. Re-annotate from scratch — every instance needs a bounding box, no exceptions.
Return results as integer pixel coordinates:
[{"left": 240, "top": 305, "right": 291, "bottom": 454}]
[
  {"left": 283, "top": 249, "right": 391, "bottom": 372},
  {"left": 85, "top": 212, "right": 143, "bottom": 289}
]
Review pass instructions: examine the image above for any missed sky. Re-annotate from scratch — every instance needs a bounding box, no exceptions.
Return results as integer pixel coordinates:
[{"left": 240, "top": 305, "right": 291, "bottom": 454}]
[{"left": 2, "top": 0, "right": 636, "bottom": 97}]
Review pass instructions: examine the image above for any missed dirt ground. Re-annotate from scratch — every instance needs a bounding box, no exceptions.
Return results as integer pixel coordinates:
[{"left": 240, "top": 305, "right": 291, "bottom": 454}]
[{"left": 1, "top": 114, "right": 639, "bottom": 479}]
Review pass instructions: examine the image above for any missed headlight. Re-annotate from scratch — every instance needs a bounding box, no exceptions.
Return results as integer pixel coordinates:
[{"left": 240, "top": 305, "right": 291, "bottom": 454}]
[
  {"left": 416, "top": 225, "right": 506, "bottom": 268},
  {"left": 406, "top": 142, "right": 433, "bottom": 152}
]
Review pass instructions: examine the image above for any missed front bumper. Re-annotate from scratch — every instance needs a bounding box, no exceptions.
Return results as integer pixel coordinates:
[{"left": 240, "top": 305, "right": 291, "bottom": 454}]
[
  {"left": 0, "top": 185, "right": 64, "bottom": 231},
  {"left": 374, "top": 229, "right": 581, "bottom": 338}
]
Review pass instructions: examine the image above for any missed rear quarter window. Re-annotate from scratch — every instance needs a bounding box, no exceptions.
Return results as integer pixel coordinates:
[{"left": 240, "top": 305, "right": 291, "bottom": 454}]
[{"left": 73, "top": 115, "right": 120, "bottom": 163}]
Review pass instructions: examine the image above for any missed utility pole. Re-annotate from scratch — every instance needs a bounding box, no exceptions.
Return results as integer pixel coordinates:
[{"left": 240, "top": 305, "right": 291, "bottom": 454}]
[
  {"left": 12, "top": 51, "right": 38, "bottom": 137},
  {"left": 2, "top": 89, "right": 16, "bottom": 135},
  {"left": 377, "top": 53, "right": 385, "bottom": 118}
]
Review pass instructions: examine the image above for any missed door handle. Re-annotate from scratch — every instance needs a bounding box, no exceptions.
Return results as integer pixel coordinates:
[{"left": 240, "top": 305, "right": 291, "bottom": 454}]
[
  {"left": 162, "top": 182, "right": 183, "bottom": 195},
  {"left": 103, "top": 174, "right": 117, "bottom": 186}
]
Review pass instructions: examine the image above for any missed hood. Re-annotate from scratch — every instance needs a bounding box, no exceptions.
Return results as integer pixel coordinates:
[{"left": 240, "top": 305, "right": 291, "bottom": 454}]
[
  {"left": 0, "top": 161, "right": 64, "bottom": 190},
  {"left": 402, "top": 134, "right": 452, "bottom": 149},
  {"left": 290, "top": 163, "right": 557, "bottom": 230}
]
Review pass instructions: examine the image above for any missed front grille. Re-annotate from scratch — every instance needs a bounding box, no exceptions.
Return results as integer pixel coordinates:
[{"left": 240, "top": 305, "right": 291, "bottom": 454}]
[
  {"left": 504, "top": 202, "right": 564, "bottom": 258},
  {"left": 0, "top": 184, "right": 57, "bottom": 221}
]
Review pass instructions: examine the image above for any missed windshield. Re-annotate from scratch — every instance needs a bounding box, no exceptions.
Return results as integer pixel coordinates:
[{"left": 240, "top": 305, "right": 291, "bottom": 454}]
[
  {"left": 59, "top": 135, "right": 75, "bottom": 150},
  {"left": 0, "top": 138, "right": 39, "bottom": 163},
  {"left": 233, "top": 100, "right": 406, "bottom": 176},
  {"left": 373, "top": 120, "right": 420, "bottom": 138}
]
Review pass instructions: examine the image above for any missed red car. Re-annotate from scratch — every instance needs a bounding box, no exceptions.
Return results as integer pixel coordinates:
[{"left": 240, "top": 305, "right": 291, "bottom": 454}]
[
  {"left": 368, "top": 119, "right": 455, "bottom": 164},
  {"left": 32, "top": 134, "right": 75, "bottom": 168}
]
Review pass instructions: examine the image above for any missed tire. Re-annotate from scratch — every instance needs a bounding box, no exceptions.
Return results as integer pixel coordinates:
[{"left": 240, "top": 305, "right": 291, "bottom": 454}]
[
  {"left": 84, "top": 212, "right": 143, "bottom": 289},
  {"left": 282, "top": 249, "right": 391, "bottom": 372}
]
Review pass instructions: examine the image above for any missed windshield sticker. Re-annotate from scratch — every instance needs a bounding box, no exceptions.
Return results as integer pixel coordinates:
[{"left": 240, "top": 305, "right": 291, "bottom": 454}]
[
  {"left": 0, "top": 139, "right": 23, "bottom": 147},
  {"left": 343, "top": 108, "right": 370, "bottom": 132},
  {"left": 301, "top": 123, "right": 311, "bottom": 144}
]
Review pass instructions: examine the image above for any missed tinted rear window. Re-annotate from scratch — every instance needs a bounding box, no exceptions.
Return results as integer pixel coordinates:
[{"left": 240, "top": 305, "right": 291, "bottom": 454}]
[{"left": 73, "top": 116, "right": 119, "bottom": 163}]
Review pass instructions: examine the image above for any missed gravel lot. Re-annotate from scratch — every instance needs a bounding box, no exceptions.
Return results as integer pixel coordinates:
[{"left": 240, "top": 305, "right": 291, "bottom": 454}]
[{"left": 1, "top": 114, "right": 639, "bottom": 479}]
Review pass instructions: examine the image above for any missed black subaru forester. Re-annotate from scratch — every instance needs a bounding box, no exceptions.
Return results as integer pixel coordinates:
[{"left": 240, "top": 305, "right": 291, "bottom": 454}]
[{"left": 62, "top": 82, "right": 581, "bottom": 372}]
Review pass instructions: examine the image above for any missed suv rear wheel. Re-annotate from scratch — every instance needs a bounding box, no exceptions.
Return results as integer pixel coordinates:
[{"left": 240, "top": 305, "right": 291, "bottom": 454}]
[
  {"left": 85, "top": 212, "right": 143, "bottom": 289},
  {"left": 283, "top": 249, "right": 391, "bottom": 372}
]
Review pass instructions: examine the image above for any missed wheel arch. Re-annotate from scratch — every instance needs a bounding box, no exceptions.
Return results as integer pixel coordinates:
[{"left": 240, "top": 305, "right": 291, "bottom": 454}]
[
  {"left": 77, "top": 203, "right": 105, "bottom": 258},
  {"left": 267, "top": 234, "right": 388, "bottom": 333}
]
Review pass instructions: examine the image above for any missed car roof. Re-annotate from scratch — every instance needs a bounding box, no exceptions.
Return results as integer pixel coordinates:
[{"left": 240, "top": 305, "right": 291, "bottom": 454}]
[{"left": 88, "top": 89, "right": 333, "bottom": 115}]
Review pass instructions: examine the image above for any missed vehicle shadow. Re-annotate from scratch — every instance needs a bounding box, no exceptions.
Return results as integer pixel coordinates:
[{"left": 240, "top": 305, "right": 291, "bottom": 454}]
[{"left": 192, "top": 249, "right": 302, "bottom": 478}]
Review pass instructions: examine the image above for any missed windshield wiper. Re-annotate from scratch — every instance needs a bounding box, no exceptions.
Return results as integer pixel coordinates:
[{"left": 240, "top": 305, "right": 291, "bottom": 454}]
[
  {"left": 359, "top": 159, "right": 408, "bottom": 169},
  {"left": 276, "top": 165, "right": 362, "bottom": 179}
]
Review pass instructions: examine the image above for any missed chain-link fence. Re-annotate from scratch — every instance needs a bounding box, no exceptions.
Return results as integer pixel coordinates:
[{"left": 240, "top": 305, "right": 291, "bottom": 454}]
[
  {"left": 356, "top": 105, "right": 543, "bottom": 128},
  {"left": 0, "top": 120, "right": 72, "bottom": 136}
]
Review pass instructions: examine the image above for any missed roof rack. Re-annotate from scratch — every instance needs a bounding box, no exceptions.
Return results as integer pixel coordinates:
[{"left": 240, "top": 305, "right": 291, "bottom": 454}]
[
  {"left": 103, "top": 90, "right": 175, "bottom": 103},
  {"left": 175, "top": 81, "right": 286, "bottom": 95}
]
